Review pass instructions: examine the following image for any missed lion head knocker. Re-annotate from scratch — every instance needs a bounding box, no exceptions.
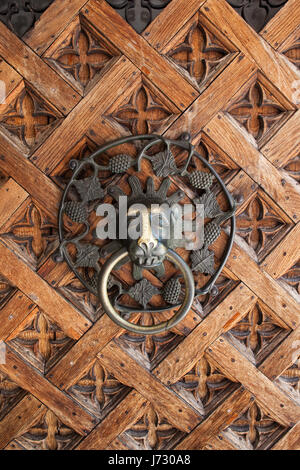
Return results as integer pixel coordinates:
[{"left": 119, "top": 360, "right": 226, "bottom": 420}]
[{"left": 56, "top": 134, "right": 236, "bottom": 334}]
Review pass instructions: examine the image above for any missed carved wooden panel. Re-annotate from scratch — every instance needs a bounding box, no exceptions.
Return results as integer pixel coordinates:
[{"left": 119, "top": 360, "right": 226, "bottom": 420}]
[{"left": 0, "top": 0, "right": 299, "bottom": 452}]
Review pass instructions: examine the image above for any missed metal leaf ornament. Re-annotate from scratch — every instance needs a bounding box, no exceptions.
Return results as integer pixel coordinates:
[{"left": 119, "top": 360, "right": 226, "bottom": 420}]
[
  {"left": 75, "top": 244, "right": 100, "bottom": 268},
  {"left": 128, "top": 279, "right": 160, "bottom": 309},
  {"left": 191, "top": 248, "right": 215, "bottom": 275},
  {"left": 74, "top": 176, "right": 104, "bottom": 202},
  {"left": 195, "top": 191, "right": 222, "bottom": 218},
  {"left": 150, "top": 149, "right": 177, "bottom": 177}
]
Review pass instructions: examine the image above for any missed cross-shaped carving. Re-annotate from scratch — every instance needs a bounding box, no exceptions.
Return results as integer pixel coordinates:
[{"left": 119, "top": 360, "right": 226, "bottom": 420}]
[
  {"left": 168, "top": 23, "right": 229, "bottom": 86},
  {"left": 228, "top": 81, "right": 285, "bottom": 140},
  {"left": 9, "top": 204, "right": 56, "bottom": 260},
  {"left": 0, "top": 89, "right": 57, "bottom": 147},
  {"left": 54, "top": 26, "right": 114, "bottom": 88},
  {"left": 110, "top": 85, "right": 171, "bottom": 134}
]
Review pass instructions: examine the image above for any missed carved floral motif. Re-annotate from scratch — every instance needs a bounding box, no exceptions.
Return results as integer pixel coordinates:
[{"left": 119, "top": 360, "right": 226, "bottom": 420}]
[
  {"left": 282, "top": 37, "right": 300, "bottom": 69},
  {"left": 235, "top": 192, "right": 289, "bottom": 258},
  {"left": 222, "top": 401, "right": 288, "bottom": 450},
  {"left": 227, "top": 302, "right": 289, "bottom": 362},
  {"left": 279, "top": 260, "right": 300, "bottom": 297},
  {"left": 167, "top": 21, "right": 233, "bottom": 88},
  {"left": 67, "top": 359, "right": 130, "bottom": 418},
  {"left": 276, "top": 358, "right": 300, "bottom": 404},
  {"left": 0, "top": 201, "right": 58, "bottom": 269},
  {"left": 116, "top": 313, "right": 181, "bottom": 369},
  {"left": 282, "top": 155, "right": 300, "bottom": 184},
  {"left": 45, "top": 22, "right": 119, "bottom": 91},
  {"left": 8, "top": 311, "right": 74, "bottom": 374},
  {"left": 120, "top": 403, "right": 185, "bottom": 450},
  {"left": 106, "top": 84, "right": 174, "bottom": 134},
  {"left": 0, "top": 372, "right": 26, "bottom": 421},
  {"left": 173, "top": 355, "right": 238, "bottom": 416},
  {"left": 10, "top": 409, "right": 80, "bottom": 450},
  {"left": 0, "top": 84, "right": 61, "bottom": 150},
  {"left": 227, "top": 80, "right": 289, "bottom": 143},
  {"left": 0, "top": 274, "right": 15, "bottom": 307}
]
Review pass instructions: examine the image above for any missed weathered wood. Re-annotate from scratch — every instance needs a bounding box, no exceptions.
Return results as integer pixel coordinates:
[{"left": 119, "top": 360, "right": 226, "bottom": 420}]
[
  {"left": 98, "top": 341, "right": 200, "bottom": 432},
  {"left": 0, "top": 22, "right": 80, "bottom": 114},
  {"left": 0, "top": 395, "right": 44, "bottom": 449},
  {"left": 209, "top": 337, "right": 300, "bottom": 426},
  {"left": 260, "top": 0, "right": 300, "bottom": 49},
  {"left": 176, "top": 389, "right": 252, "bottom": 450},
  {"left": 32, "top": 57, "right": 137, "bottom": 173},
  {"left": 261, "top": 110, "right": 300, "bottom": 167},
  {"left": 153, "top": 284, "right": 256, "bottom": 384},
  {"left": 84, "top": 0, "right": 198, "bottom": 110},
  {"left": 0, "top": 347, "right": 94, "bottom": 435},
  {"left": 165, "top": 55, "right": 256, "bottom": 140},
  {"left": 262, "top": 223, "right": 300, "bottom": 279},
  {"left": 226, "top": 243, "right": 300, "bottom": 328},
  {"left": 204, "top": 113, "right": 300, "bottom": 222},
  {"left": 76, "top": 390, "right": 147, "bottom": 450},
  {"left": 0, "top": 242, "right": 91, "bottom": 339},
  {"left": 203, "top": 0, "right": 300, "bottom": 105},
  {"left": 143, "top": 0, "right": 207, "bottom": 51},
  {"left": 0, "top": 179, "right": 28, "bottom": 228},
  {"left": 25, "top": 0, "right": 90, "bottom": 55},
  {"left": 0, "top": 291, "right": 36, "bottom": 340}
]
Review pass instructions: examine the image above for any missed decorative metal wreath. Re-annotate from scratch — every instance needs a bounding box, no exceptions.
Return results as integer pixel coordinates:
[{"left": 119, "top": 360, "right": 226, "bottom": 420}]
[{"left": 55, "top": 134, "right": 236, "bottom": 334}]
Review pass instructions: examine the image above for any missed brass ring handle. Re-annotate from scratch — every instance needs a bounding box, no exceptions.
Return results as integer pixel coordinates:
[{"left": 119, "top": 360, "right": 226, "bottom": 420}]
[{"left": 98, "top": 248, "right": 195, "bottom": 335}]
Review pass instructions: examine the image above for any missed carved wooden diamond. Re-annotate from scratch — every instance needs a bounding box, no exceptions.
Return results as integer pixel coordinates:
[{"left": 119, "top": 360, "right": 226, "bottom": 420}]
[
  {"left": 275, "top": 357, "right": 300, "bottom": 405},
  {"left": 0, "top": 0, "right": 55, "bottom": 37},
  {"left": 282, "top": 155, "right": 300, "bottom": 184},
  {"left": 105, "top": 0, "right": 172, "bottom": 34},
  {"left": 116, "top": 314, "right": 182, "bottom": 370},
  {"left": 0, "top": 199, "right": 58, "bottom": 270},
  {"left": 281, "top": 35, "right": 300, "bottom": 69},
  {"left": 226, "top": 1, "right": 289, "bottom": 33},
  {"left": 44, "top": 16, "right": 120, "bottom": 95},
  {"left": 227, "top": 76, "right": 293, "bottom": 146},
  {"left": 165, "top": 12, "right": 237, "bottom": 91},
  {"left": 7, "top": 309, "right": 75, "bottom": 374},
  {"left": 105, "top": 78, "right": 179, "bottom": 135},
  {"left": 67, "top": 359, "right": 131, "bottom": 419},
  {"left": 172, "top": 355, "right": 239, "bottom": 417},
  {"left": 0, "top": 274, "right": 15, "bottom": 307},
  {"left": 0, "top": 82, "right": 62, "bottom": 153},
  {"left": 279, "top": 259, "right": 300, "bottom": 298},
  {"left": 235, "top": 190, "right": 292, "bottom": 260},
  {"left": 118, "top": 402, "right": 185, "bottom": 450},
  {"left": 221, "top": 400, "right": 288, "bottom": 450},
  {"left": 8, "top": 409, "right": 81, "bottom": 450},
  {"left": 225, "top": 301, "right": 290, "bottom": 364}
]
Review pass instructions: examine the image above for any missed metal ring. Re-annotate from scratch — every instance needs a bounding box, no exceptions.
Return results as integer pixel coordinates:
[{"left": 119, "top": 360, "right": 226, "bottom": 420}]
[{"left": 98, "top": 247, "right": 195, "bottom": 335}]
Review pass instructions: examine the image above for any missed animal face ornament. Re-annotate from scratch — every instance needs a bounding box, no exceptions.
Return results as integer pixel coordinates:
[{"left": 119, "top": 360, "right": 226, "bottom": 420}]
[{"left": 56, "top": 134, "right": 236, "bottom": 334}]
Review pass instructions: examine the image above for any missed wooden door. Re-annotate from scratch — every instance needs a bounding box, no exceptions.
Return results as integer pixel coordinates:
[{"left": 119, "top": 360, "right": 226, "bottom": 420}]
[{"left": 0, "top": 0, "right": 299, "bottom": 451}]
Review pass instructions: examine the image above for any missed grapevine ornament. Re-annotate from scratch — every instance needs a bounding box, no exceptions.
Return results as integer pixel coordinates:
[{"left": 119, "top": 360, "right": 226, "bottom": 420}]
[{"left": 56, "top": 134, "right": 236, "bottom": 334}]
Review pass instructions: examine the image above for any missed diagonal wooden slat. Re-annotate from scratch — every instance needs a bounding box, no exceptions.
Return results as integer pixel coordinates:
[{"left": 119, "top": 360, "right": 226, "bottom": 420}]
[
  {"left": 0, "top": 22, "right": 80, "bottom": 114},
  {"left": 0, "top": 347, "right": 95, "bottom": 436},
  {"left": 0, "top": 242, "right": 91, "bottom": 339}
]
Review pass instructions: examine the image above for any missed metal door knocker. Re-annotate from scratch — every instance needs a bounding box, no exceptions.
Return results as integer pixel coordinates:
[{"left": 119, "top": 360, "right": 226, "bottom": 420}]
[{"left": 55, "top": 134, "right": 236, "bottom": 334}]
